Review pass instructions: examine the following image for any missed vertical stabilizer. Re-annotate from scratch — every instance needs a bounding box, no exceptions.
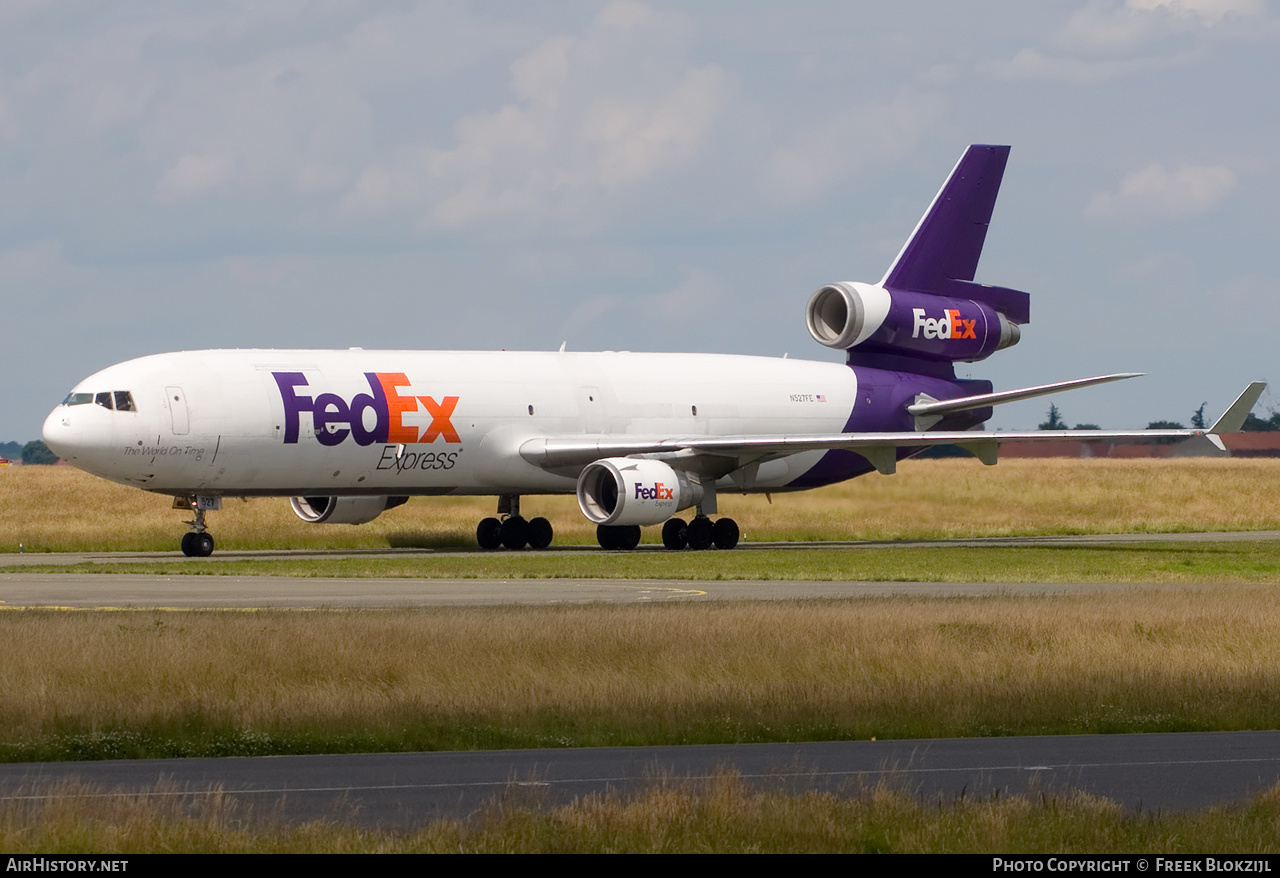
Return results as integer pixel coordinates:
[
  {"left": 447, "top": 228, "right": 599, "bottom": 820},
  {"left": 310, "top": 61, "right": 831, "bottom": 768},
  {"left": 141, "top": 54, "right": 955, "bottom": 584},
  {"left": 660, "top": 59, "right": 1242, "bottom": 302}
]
[{"left": 881, "top": 145, "right": 1010, "bottom": 294}]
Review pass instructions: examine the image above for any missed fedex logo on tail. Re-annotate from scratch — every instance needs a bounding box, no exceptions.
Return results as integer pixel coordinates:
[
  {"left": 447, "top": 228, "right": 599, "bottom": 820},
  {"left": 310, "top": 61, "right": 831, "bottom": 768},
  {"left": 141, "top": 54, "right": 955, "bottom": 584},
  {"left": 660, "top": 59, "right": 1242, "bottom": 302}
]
[
  {"left": 273, "top": 372, "right": 460, "bottom": 447},
  {"left": 912, "top": 307, "right": 977, "bottom": 341}
]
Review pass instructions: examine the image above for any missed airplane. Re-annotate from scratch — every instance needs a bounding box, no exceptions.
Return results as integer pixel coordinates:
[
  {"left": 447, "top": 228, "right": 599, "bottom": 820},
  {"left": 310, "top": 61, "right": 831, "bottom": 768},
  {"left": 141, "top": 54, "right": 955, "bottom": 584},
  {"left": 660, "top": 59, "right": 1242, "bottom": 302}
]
[{"left": 41, "top": 145, "right": 1265, "bottom": 557}]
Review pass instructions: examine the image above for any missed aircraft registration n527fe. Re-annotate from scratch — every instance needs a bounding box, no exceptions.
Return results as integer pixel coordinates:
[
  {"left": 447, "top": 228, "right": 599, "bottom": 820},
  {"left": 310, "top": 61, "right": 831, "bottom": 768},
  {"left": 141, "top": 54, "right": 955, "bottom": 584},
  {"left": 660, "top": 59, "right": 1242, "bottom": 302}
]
[{"left": 43, "top": 145, "right": 1264, "bottom": 557}]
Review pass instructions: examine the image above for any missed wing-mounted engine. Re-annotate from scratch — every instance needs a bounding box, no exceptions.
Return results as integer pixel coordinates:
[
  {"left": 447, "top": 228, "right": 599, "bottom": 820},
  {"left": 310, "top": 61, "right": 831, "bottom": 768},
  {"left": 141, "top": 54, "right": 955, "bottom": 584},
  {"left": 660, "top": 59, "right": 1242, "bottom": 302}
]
[
  {"left": 576, "top": 458, "right": 703, "bottom": 526},
  {"left": 289, "top": 495, "right": 409, "bottom": 525},
  {"left": 806, "top": 281, "right": 1020, "bottom": 362}
]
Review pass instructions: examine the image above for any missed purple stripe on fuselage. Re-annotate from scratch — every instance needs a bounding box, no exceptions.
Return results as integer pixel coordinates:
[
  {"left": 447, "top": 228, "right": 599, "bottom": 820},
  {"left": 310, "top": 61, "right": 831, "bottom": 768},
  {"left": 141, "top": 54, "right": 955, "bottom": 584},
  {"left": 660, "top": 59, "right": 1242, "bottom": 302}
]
[{"left": 786, "top": 366, "right": 992, "bottom": 489}]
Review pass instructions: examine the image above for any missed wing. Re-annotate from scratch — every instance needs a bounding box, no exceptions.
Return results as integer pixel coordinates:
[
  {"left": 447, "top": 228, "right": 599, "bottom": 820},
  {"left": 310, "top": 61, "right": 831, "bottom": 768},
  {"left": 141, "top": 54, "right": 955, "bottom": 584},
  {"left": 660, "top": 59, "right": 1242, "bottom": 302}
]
[{"left": 521, "top": 382, "right": 1267, "bottom": 477}]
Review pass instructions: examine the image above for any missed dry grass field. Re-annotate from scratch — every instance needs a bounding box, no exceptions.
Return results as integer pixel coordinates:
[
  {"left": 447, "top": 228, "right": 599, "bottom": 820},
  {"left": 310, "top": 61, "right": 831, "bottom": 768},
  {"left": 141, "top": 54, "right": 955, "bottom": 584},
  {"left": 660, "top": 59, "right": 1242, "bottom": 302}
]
[
  {"left": 3, "top": 457, "right": 1279, "bottom": 552},
  {"left": 4, "top": 589, "right": 1280, "bottom": 759},
  {"left": 7, "top": 775, "right": 1280, "bottom": 853}
]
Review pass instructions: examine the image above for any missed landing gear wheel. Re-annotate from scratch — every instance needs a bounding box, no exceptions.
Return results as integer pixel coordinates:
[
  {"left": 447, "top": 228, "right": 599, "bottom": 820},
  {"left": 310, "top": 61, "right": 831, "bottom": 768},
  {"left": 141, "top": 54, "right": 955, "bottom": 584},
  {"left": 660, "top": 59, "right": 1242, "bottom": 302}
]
[
  {"left": 192, "top": 532, "right": 214, "bottom": 557},
  {"left": 713, "top": 517, "right": 740, "bottom": 550},
  {"left": 662, "top": 518, "right": 688, "bottom": 550},
  {"left": 685, "top": 517, "right": 713, "bottom": 551},
  {"left": 527, "top": 517, "right": 554, "bottom": 550},
  {"left": 596, "top": 524, "right": 641, "bottom": 550},
  {"left": 500, "top": 516, "right": 529, "bottom": 550},
  {"left": 180, "top": 532, "right": 196, "bottom": 557},
  {"left": 477, "top": 517, "right": 502, "bottom": 550}
]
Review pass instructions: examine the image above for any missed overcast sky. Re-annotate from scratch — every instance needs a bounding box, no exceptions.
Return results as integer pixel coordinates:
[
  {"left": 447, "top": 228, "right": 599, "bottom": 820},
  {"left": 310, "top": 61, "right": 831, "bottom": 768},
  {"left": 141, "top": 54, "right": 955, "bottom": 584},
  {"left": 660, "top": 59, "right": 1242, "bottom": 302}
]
[{"left": 3, "top": 0, "right": 1276, "bottom": 440}]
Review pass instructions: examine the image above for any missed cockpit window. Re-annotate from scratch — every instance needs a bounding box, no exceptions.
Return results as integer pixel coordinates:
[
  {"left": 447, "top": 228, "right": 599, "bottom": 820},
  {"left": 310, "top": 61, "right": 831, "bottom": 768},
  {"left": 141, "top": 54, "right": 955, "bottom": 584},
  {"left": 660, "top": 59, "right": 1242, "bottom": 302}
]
[{"left": 63, "top": 390, "right": 137, "bottom": 411}]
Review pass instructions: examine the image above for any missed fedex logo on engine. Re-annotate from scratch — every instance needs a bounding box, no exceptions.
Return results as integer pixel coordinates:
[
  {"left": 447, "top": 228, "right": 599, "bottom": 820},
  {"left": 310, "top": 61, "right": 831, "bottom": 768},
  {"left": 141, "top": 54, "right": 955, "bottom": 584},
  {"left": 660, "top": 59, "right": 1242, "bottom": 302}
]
[
  {"left": 912, "top": 308, "right": 977, "bottom": 341},
  {"left": 273, "top": 372, "right": 459, "bottom": 447},
  {"left": 635, "top": 482, "right": 675, "bottom": 501}
]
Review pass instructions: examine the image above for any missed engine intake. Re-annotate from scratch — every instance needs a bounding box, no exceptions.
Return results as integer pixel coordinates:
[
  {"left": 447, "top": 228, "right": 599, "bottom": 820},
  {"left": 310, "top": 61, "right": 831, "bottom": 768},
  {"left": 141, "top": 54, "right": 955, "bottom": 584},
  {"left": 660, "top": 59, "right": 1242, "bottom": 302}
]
[
  {"left": 576, "top": 458, "right": 703, "bottom": 526},
  {"left": 289, "top": 495, "right": 409, "bottom": 525}
]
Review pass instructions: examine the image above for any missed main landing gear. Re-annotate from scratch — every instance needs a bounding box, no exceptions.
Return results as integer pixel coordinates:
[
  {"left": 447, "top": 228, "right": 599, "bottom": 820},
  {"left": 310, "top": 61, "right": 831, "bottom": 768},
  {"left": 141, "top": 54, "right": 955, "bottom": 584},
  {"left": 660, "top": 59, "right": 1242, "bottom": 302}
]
[
  {"left": 594, "top": 516, "right": 740, "bottom": 550},
  {"left": 177, "top": 497, "right": 216, "bottom": 557},
  {"left": 658, "top": 516, "right": 739, "bottom": 551},
  {"left": 476, "top": 495, "right": 554, "bottom": 550}
]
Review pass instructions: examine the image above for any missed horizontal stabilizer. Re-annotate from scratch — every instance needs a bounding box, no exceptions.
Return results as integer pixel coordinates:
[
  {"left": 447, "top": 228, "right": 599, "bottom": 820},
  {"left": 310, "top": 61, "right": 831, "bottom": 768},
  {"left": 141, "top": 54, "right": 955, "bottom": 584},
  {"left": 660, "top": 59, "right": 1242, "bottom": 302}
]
[
  {"left": 1209, "top": 382, "right": 1267, "bottom": 434},
  {"left": 907, "top": 373, "right": 1143, "bottom": 419}
]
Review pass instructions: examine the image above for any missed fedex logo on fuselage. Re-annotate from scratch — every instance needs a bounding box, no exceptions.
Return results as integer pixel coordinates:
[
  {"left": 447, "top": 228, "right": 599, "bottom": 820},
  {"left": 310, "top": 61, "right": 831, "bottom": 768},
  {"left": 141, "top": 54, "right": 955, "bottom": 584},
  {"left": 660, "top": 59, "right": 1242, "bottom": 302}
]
[
  {"left": 912, "top": 307, "right": 977, "bottom": 341},
  {"left": 273, "top": 372, "right": 459, "bottom": 447},
  {"left": 635, "top": 482, "right": 674, "bottom": 501}
]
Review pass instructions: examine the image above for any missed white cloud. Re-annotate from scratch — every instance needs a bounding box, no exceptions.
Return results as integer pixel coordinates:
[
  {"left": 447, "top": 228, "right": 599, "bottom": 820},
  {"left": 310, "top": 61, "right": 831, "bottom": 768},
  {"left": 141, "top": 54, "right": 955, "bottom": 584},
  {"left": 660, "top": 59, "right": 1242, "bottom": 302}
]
[
  {"left": 1128, "top": 0, "right": 1266, "bottom": 26},
  {"left": 990, "top": 47, "right": 1169, "bottom": 83},
  {"left": 342, "top": 1, "right": 732, "bottom": 230},
  {"left": 1061, "top": 0, "right": 1267, "bottom": 52},
  {"left": 995, "top": 0, "right": 1269, "bottom": 82},
  {"left": 156, "top": 152, "right": 234, "bottom": 200},
  {"left": 1086, "top": 162, "right": 1238, "bottom": 217},
  {"left": 764, "top": 92, "right": 940, "bottom": 201}
]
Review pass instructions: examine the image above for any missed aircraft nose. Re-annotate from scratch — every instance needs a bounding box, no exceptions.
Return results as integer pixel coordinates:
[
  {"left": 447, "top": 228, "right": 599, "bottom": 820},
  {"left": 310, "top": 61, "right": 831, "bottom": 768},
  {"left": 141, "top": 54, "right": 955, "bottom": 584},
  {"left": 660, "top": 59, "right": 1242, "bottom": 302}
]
[{"left": 42, "top": 404, "right": 80, "bottom": 462}]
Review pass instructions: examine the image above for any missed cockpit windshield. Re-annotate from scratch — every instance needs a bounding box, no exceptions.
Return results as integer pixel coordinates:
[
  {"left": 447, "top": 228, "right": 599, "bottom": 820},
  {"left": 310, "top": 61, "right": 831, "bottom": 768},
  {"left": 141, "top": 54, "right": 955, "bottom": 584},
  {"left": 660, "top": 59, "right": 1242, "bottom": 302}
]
[{"left": 63, "top": 390, "right": 136, "bottom": 412}]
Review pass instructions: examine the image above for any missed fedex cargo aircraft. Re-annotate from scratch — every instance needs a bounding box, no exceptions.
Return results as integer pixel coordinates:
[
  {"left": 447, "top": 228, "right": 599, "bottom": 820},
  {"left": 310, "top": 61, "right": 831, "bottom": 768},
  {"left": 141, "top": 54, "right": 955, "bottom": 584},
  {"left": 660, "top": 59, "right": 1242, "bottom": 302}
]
[{"left": 42, "top": 146, "right": 1263, "bottom": 556}]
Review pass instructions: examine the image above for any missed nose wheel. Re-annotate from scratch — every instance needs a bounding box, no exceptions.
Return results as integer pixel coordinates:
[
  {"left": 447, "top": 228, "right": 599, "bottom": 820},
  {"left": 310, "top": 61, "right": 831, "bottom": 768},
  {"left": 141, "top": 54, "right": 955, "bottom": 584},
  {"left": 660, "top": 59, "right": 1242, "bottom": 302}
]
[
  {"left": 178, "top": 497, "right": 216, "bottom": 557},
  {"left": 180, "top": 531, "right": 215, "bottom": 557}
]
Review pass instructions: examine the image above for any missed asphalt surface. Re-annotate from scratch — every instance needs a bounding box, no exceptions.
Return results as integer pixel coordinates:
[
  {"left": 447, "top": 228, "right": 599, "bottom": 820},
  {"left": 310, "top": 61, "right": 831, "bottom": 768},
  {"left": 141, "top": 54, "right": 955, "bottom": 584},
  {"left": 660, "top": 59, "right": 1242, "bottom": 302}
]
[
  {"left": 4, "top": 732, "right": 1279, "bottom": 826},
  {"left": 2, "top": 529, "right": 1276, "bottom": 608}
]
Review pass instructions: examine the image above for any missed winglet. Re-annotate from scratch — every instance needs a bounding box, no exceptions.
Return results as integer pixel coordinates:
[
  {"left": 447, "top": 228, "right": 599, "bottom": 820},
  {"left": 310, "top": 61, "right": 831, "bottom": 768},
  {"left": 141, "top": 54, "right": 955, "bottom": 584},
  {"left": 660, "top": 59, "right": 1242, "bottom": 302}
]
[{"left": 1209, "top": 382, "right": 1267, "bottom": 434}]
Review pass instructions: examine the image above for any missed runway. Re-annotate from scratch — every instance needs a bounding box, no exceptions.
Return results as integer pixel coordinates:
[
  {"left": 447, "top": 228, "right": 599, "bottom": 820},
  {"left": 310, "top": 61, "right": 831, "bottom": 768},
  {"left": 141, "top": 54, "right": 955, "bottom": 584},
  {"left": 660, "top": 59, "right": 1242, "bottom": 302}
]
[
  {"left": 2, "top": 530, "right": 1276, "bottom": 608},
  {"left": 1, "top": 532, "right": 1275, "bottom": 826},
  {"left": 4, "top": 732, "right": 1279, "bottom": 825}
]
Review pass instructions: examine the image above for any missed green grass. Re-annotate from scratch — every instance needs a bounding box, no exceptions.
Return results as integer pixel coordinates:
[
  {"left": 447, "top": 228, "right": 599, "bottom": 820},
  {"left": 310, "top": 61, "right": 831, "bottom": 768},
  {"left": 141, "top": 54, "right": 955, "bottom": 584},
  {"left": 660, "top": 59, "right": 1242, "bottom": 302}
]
[{"left": 12, "top": 540, "right": 1280, "bottom": 584}]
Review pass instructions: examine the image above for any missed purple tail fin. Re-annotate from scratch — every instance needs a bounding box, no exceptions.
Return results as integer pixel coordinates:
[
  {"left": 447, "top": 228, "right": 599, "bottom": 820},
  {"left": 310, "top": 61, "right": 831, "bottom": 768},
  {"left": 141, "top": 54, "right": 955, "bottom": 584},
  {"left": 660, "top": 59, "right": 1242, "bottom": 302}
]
[{"left": 881, "top": 145, "right": 1029, "bottom": 324}]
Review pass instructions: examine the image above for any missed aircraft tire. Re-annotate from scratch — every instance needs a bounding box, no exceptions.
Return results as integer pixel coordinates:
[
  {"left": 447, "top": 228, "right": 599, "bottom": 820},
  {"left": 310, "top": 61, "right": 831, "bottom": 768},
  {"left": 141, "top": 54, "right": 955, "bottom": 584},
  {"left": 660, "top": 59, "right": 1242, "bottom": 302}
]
[
  {"left": 527, "top": 517, "right": 554, "bottom": 550},
  {"left": 193, "top": 532, "right": 215, "bottom": 557},
  {"left": 661, "top": 518, "right": 687, "bottom": 550},
  {"left": 597, "top": 524, "right": 641, "bottom": 550},
  {"left": 180, "top": 532, "right": 197, "bottom": 557},
  {"left": 500, "top": 516, "right": 529, "bottom": 550},
  {"left": 596, "top": 524, "right": 617, "bottom": 549},
  {"left": 477, "top": 517, "right": 503, "bottom": 550},
  {"left": 713, "top": 517, "right": 740, "bottom": 550},
  {"left": 685, "top": 517, "right": 713, "bottom": 551}
]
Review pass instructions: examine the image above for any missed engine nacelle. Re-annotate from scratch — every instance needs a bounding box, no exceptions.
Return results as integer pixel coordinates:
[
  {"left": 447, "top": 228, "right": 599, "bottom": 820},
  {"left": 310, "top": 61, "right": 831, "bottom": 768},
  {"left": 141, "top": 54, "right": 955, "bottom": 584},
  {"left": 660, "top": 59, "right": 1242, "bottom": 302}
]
[
  {"left": 289, "top": 495, "right": 409, "bottom": 525},
  {"left": 576, "top": 458, "right": 703, "bottom": 526},
  {"left": 806, "top": 281, "right": 1020, "bottom": 362}
]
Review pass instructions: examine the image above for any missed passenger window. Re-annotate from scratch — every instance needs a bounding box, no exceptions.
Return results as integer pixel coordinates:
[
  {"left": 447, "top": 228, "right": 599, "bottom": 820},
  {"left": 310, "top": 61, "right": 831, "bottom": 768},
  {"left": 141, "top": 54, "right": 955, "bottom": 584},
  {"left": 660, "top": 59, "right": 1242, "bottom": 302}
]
[
  {"left": 114, "top": 391, "right": 135, "bottom": 412},
  {"left": 94, "top": 392, "right": 114, "bottom": 410}
]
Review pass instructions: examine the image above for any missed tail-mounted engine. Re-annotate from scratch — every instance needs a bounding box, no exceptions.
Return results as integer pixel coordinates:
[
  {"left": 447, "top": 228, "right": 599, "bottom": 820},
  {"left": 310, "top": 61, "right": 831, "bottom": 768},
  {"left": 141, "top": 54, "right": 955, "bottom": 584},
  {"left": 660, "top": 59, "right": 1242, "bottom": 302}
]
[
  {"left": 290, "top": 495, "right": 409, "bottom": 525},
  {"left": 806, "top": 281, "right": 1020, "bottom": 363},
  {"left": 576, "top": 458, "right": 703, "bottom": 526}
]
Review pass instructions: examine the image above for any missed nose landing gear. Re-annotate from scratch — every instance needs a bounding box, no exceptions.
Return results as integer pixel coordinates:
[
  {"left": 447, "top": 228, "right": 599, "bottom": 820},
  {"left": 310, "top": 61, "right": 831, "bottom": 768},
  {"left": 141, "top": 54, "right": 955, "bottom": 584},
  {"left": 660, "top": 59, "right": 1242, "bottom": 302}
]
[{"left": 176, "top": 496, "right": 218, "bottom": 557}]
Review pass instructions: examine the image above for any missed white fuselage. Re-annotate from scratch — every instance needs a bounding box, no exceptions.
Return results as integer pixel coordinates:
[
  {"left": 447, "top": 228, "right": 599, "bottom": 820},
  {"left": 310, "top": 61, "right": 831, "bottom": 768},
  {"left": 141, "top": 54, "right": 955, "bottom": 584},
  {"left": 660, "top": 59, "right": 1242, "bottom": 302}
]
[{"left": 43, "top": 349, "right": 859, "bottom": 497}]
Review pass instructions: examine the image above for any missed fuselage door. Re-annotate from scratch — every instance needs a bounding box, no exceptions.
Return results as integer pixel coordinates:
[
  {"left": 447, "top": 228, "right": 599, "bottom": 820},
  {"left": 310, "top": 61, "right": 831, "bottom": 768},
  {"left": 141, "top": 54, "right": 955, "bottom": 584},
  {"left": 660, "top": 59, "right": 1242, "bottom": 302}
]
[{"left": 166, "top": 386, "right": 190, "bottom": 435}]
